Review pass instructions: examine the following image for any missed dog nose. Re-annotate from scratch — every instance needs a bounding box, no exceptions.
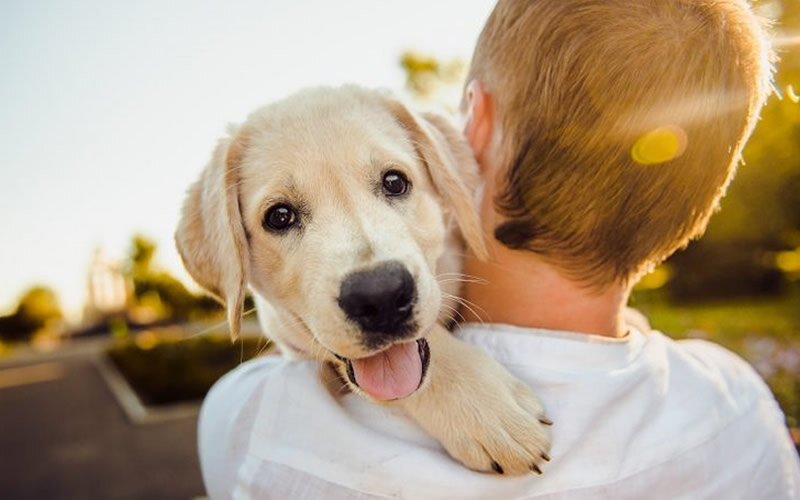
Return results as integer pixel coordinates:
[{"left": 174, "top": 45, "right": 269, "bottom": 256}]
[{"left": 338, "top": 261, "right": 416, "bottom": 338}]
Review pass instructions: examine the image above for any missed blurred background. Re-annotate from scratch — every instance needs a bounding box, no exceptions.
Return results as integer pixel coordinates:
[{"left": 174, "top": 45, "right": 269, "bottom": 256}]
[{"left": 0, "top": 0, "right": 798, "bottom": 498}]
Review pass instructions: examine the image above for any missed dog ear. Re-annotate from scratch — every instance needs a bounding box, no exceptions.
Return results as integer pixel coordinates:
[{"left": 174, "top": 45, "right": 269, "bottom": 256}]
[
  {"left": 175, "top": 129, "right": 250, "bottom": 341},
  {"left": 383, "top": 98, "right": 489, "bottom": 260}
]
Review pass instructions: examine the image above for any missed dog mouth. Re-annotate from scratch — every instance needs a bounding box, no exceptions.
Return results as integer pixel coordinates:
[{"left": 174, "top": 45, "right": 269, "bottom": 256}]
[{"left": 335, "top": 338, "right": 430, "bottom": 401}]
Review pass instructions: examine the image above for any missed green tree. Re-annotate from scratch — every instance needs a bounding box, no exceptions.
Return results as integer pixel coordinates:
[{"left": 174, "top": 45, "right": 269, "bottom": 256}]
[
  {"left": 126, "top": 235, "right": 222, "bottom": 321},
  {"left": 131, "top": 235, "right": 156, "bottom": 276},
  {"left": 400, "top": 50, "right": 466, "bottom": 107},
  {"left": 0, "top": 286, "right": 63, "bottom": 342},
  {"left": 666, "top": 2, "right": 800, "bottom": 300}
]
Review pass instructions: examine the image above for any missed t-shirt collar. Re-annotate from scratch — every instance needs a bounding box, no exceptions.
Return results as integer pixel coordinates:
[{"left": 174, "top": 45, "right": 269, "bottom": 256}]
[{"left": 455, "top": 322, "right": 648, "bottom": 372}]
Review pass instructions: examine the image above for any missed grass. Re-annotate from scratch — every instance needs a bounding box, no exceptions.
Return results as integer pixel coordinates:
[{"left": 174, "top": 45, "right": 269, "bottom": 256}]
[{"left": 631, "top": 291, "right": 800, "bottom": 343}]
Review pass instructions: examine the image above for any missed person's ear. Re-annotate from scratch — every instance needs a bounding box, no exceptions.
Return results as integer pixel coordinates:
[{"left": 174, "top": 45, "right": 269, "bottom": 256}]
[{"left": 462, "top": 80, "right": 494, "bottom": 166}]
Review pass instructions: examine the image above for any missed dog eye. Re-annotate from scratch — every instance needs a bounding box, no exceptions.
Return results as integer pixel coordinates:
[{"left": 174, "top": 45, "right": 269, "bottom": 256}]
[
  {"left": 382, "top": 170, "right": 410, "bottom": 197},
  {"left": 263, "top": 203, "right": 297, "bottom": 232}
]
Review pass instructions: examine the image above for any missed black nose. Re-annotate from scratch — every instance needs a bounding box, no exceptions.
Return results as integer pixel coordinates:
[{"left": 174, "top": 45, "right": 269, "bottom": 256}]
[{"left": 338, "top": 261, "right": 416, "bottom": 341}]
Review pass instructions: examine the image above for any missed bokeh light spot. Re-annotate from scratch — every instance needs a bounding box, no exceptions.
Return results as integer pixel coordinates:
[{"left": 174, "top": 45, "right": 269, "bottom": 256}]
[
  {"left": 631, "top": 126, "right": 687, "bottom": 165},
  {"left": 776, "top": 249, "right": 800, "bottom": 273},
  {"left": 635, "top": 265, "right": 672, "bottom": 291},
  {"left": 787, "top": 85, "right": 799, "bottom": 104},
  {"left": 135, "top": 330, "right": 159, "bottom": 350}
]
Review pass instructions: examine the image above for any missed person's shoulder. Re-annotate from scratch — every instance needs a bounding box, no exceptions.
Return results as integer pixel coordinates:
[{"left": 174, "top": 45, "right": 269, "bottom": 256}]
[
  {"left": 650, "top": 332, "right": 790, "bottom": 447},
  {"left": 625, "top": 332, "right": 799, "bottom": 497},
  {"left": 198, "top": 354, "right": 325, "bottom": 498},
  {"left": 668, "top": 336, "right": 800, "bottom": 495},
  {"left": 630, "top": 332, "right": 787, "bottom": 446},
  {"left": 665, "top": 335, "right": 774, "bottom": 400},
  {"left": 201, "top": 353, "right": 323, "bottom": 423},
  {"left": 210, "top": 352, "right": 313, "bottom": 391}
]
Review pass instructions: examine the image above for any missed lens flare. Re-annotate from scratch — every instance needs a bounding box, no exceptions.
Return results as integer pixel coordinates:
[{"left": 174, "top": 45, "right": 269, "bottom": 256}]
[
  {"left": 631, "top": 126, "right": 687, "bottom": 165},
  {"left": 776, "top": 250, "right": 800, "bottom": 273},
  {"left": 775, "top": 33, "right": 800, "bottom": 49},
  {"left": 787, "top": 85, "right": 799, "bottom": 104}
]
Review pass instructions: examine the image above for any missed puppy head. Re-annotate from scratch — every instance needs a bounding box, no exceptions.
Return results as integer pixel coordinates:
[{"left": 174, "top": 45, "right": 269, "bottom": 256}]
[{"left": 176, "top": 86, "right": 485, "bottom": 388}]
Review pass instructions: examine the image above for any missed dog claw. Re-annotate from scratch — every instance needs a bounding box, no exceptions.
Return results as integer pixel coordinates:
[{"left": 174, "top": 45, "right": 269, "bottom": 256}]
[
  {"left": 491, "top": 461, "right": 504, "bottom": 474},
  {"left": 531, "top": 463, "right": 543, "bottom": 475},
  {"left": 541, "top": 452, "right": 551, "bottom": 462},
  {"left": 405, "top": 326, "right": 552, "bottom": 477},
  {"left": 539, "top": 416, "right": 553, "bottom": 426}
]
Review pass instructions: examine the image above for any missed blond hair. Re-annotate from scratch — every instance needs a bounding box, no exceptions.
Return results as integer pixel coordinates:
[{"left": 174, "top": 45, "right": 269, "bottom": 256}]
[{"left": 467, "top": 0, "right": 774, "bottom": 285}]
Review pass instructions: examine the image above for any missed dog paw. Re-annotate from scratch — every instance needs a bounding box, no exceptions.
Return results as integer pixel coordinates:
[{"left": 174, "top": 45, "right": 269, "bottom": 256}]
[
  {"left": 437, "top": 378, "right": 552, "bottom": 476},
  {"left": 400, "top": 327, "right": 552, "bottom": 476}
]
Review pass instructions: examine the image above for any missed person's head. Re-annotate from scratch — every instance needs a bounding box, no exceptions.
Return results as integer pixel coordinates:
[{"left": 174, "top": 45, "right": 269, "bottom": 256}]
[{"left": 462, "top": 0, "right": 774, "bottom": 288}]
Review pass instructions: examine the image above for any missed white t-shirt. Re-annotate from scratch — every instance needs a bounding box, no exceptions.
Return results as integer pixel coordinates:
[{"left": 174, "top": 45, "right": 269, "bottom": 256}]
[{"left": 198, "top": 324, "right": 800, "bottom": 499}]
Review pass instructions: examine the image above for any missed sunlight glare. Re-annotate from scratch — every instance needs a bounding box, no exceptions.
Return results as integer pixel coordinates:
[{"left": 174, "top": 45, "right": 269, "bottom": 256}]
[
  {"left": 775, "top": 33, "right": 800, "bottom": 49},
  {"left": 787, "top": 84, "right": 799, "bottom": 104},
  {"left": 631, "top": 126, "right": 687, "bottom": 165},
  {"left": 754, "top": 0, "right": 783, "bottom": 21},
  {"left": 776, "top": 249, "right": 800, "bottom": 273}
]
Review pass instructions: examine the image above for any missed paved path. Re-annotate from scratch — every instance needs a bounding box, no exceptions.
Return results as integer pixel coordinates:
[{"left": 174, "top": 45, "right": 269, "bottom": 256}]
[{"left": 0, "top": 353, "right": 205, "bottom": 499}]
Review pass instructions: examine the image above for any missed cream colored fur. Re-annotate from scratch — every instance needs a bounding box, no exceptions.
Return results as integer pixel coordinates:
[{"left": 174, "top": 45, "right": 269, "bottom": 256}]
[{"left": 176, "top": 86, "right": 551, "bottom": 475}]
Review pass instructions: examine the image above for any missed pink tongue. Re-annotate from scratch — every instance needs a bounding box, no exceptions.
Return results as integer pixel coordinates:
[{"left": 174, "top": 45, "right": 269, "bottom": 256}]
[{"left": 351, "top": 341, "right": 422, "bottom": 401}]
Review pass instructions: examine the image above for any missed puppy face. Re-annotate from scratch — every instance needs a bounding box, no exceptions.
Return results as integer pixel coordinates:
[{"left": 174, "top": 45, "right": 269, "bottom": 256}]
[
  {"left": 176, "top": 86, "right": 486, "bottom": 400},
  {"left": 238, "top": 89, "right": 446, "bottom": 359}
]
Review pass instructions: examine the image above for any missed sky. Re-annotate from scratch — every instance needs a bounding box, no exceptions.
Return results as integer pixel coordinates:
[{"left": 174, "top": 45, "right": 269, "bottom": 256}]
[{"left": 0, "top": 0, "right": 496, "bottom": 317}]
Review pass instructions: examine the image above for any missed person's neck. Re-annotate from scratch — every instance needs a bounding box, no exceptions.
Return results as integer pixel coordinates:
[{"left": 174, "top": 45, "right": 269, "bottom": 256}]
[{"left": 460, "top": 243, "right": 630, "bottom": 338}]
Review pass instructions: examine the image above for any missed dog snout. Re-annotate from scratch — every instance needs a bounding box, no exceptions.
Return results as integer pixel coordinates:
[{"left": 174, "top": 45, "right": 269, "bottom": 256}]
[{"left": 338, "top": 261, "right": 416, "bottom": 340}]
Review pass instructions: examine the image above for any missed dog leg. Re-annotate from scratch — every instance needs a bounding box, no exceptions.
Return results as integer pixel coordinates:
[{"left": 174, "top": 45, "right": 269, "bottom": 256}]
[{"left": 397, "top": 325, "right": 552, "bottom": 476}]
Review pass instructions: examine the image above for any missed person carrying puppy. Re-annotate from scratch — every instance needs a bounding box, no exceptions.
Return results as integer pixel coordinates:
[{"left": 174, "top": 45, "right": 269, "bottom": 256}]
[{"left": 199, "top": 1, "right": 800, "bottom": 498}]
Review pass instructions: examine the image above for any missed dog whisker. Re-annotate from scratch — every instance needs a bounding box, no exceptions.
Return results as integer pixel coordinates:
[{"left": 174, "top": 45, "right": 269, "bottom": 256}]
[
  {"left": 436, "top": 271, "right": 487, "bottom": 280},
  {"left": 335, "top": 380, "right": 354, "bottom": 397},
  {"left": 254, "top": 336, "right": 274, "bottom": 357},
  {"left": 309, "top": 336, "right": 334, "bottom": 363},
  {"left": 437, "top": 276, "right": 484, "bottom": 282},
  {"left": 176, "top": 306, "right": 259, "bottom": 342},
  {"left": 439, "top": 303, "right": 467, "bottom": 324},
  {"left": 441, "top": 292, "right": 489, "bottom": 324},
  {"left": 180, "top": 318, "right": 230, "bottom": 340},
  {"left": 437, "top": 278, "right": 487, "bottom": 286},
  {"left": 440, "top": 297, "right": 468, "bottom": 323},
  {"left": 456, "top": 299, "right": 489, "bottom": 325},
  {"left": 437, "top": 276, "right": 485, "bottom": 282},
  {"left": 436, "top": 272, "right": 489, "bottom": 285}
]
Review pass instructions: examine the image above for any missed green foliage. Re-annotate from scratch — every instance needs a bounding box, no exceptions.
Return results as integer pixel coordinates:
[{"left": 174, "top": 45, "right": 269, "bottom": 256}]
[
  {"left": 107, "top": 333, "right": 267, "bottom": 405},
  {"left": 132, "top": 271, "right": 221, "bottom": 320},
  {"left": 400, "top": 50, "right": 466, "bottom": 104},
  {"left": 653, "top": 3, "right": 800, "bottom": 300},
  {"left": 666, "top": 241, "right": 785, "bottom": 301},
  {"left": 130, "top": 235, "right": 156, "bottom": 276},
  {"left": 15, "top": 286, "right": 62, "bottom": 323},
  {"left": 127, "top": 234, "right": 222, "bottom": 321},
  {"left": 631, "top": 289, "right": 800, "bottom": 344},
  {"left": 0, "top": 286, "right": 63, "bottom": 342}
]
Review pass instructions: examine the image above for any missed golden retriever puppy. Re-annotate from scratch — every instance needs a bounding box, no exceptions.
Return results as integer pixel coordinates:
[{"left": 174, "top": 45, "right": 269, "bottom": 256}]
[{"left": 176, "top": 85, "right": 551, "bottom": 475}]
